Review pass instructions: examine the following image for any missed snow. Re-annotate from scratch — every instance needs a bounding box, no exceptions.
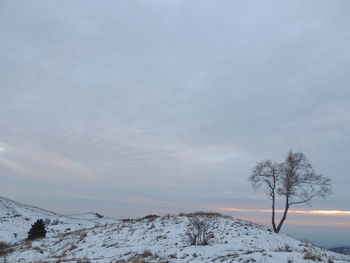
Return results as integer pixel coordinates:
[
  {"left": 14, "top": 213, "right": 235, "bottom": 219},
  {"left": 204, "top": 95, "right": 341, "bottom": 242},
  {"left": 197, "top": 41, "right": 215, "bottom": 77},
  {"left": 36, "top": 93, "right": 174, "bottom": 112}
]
[
  {"left": 0, "top": 196, "right": 117, "bottom": 243},
  {"left": 1, "top": 197, "right": 349, "bottom": 263}
]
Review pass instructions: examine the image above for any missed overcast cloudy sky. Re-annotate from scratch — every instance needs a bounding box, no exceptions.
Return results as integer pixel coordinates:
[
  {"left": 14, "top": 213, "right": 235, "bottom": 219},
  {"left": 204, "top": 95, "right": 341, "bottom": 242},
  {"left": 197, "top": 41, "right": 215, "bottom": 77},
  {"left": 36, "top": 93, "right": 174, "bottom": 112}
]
[{"left": 1, "top": 0, "right": 350, "bottom": 247}]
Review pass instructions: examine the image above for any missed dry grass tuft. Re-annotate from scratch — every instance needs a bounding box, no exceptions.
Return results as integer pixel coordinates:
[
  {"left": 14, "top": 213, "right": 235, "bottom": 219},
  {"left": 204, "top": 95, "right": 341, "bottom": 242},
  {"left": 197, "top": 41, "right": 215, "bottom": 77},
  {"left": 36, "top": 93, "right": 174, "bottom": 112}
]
[
  {"left": 178, "top": 211, "right": 226, "bottom": 218},
  {"left": 0, "top": 242, "right": 14, "bottom": 257},
  {"left": 303, "top": 251, "right": 322, "bottom": 261}
]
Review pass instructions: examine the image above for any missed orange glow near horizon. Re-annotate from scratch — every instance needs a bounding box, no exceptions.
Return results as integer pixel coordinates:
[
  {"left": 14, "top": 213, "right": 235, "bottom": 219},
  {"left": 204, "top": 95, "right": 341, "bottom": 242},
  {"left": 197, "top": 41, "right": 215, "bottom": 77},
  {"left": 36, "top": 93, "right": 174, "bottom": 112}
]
[{"left": 218, "top": 207, "right": 350, "bottom": 216}]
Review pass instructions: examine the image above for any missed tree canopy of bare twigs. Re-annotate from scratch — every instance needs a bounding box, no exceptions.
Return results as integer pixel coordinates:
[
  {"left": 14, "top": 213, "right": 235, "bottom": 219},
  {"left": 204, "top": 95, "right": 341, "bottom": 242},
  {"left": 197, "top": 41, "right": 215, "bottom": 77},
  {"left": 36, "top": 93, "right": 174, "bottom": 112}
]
[
  {"left": 249, "top": 150, "right": 331, "bottom": 233},
  {"left": 186, "top": 217, "right": 215, "bottom": 246}
]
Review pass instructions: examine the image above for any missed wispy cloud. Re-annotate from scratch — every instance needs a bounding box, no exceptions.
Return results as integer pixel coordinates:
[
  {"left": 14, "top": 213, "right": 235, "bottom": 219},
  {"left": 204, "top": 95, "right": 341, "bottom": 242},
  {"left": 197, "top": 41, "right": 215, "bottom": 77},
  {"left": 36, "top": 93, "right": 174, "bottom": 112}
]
[
  {"left": 0, "top": 140, "right": 96, "bottom": 183},
  {"left": 218, "top": 207, "right": 350, "bottom": 216}
]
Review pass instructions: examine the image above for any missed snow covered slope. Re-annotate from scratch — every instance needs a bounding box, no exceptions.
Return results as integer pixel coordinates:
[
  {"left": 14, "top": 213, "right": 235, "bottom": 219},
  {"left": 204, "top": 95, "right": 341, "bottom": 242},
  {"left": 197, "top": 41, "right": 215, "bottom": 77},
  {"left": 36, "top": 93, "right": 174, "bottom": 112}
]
[
  {"left": 1, "top": 197, "right": 349, "bottom": 263},
  {"left": 0, "top": 196, "right": 117, "bottom": 243},
  {"left": 1, "top": 212, "right": 349, "bottom": 262}
]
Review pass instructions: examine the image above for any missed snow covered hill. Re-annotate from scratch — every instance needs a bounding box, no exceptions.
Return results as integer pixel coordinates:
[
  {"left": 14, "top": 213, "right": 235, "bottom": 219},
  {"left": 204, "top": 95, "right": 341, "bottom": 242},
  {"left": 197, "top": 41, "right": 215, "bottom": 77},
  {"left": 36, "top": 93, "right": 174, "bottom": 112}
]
[
  {"left": 1, "top": 197, "right": 350, "bottom": 263},
  {"left": 0, "top": 196, "right": 117, "bottom": 243}
]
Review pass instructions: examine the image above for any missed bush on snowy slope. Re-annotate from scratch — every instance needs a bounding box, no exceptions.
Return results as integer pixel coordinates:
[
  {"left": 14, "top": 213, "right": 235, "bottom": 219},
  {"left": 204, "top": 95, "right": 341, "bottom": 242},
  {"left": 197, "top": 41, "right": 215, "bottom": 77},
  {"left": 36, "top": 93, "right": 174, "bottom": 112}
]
[
  {"left": 95, "top": 213, "right": 104, "bottom": 219},
  {"left": 186, "top": 216, "right": 215, "bottom": 246},
  {"left": 27, "top": 219, "right": 47, "bottom": 240}
]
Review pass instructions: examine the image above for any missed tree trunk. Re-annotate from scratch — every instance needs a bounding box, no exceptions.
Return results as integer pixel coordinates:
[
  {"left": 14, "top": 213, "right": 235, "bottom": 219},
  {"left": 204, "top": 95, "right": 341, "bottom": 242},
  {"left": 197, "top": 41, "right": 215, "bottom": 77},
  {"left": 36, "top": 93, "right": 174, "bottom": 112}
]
[
  {"left": 271, "top": 194, "right": 277, "bottom": 233},
  {"left": 275, "top": 196, "right": 289, "bottom": 233}
]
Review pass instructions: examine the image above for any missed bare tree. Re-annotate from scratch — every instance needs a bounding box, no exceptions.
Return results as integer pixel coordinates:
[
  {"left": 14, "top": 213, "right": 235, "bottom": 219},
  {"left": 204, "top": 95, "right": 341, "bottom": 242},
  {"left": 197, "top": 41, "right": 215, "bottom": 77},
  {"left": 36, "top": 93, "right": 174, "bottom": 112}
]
[
  {"left": 249, "top": 151, "right": 331, "bottom": 233},
  {"left": 186, "top": 217, "right": 214, "bottom": 246}
]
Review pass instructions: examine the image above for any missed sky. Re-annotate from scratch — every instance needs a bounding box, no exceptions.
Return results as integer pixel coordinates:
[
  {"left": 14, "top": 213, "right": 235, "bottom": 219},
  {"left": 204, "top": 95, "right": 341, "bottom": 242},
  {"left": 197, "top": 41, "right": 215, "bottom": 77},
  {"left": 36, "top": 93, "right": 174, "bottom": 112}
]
[{"left": 0, "top": 0, "right": 350, "bottom": 248}]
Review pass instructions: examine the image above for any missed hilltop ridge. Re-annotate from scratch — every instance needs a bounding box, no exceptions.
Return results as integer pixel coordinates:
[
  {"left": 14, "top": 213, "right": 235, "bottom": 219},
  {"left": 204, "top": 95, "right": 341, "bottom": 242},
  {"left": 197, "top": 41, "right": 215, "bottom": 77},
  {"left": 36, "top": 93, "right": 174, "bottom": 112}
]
[{"left": 1, "top": 197, "right": 349, "bottom": 263}]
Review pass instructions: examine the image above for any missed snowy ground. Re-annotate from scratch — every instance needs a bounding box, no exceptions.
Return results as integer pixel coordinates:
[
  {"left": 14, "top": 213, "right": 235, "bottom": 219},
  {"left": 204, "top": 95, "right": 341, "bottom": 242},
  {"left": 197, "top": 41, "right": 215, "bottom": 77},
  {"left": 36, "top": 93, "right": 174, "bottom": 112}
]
[
  {"left": 0, "top": 196, "right": 117, "bottom": 243},
  {"left": 1, "top": 197, "right": 350, "bottom": 263}
]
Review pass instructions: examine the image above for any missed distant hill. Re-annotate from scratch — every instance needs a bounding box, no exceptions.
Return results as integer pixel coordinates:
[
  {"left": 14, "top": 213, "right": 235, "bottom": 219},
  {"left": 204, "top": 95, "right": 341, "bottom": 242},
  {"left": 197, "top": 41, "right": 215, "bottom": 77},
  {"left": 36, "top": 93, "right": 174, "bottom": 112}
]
[
  {"left": 330, "top": 247, "right": 350, "bottom": 255},
  {"left": 1, "top": 197, "right": 350, "bottom": 263}
]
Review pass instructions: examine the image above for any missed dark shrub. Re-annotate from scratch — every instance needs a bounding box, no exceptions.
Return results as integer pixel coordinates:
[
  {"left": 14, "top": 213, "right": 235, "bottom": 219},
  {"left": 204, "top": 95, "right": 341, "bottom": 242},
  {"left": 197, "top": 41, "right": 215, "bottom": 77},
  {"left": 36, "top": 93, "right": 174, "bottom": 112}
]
[
  {"left": 27, "top": 219, "right": 47, "bottom": 240},
  {"left": 95, "top": 213, "right": 104, "bottom": 219},
  {"left": 186, "top": 217, "right": 214, "bottom": 246}
]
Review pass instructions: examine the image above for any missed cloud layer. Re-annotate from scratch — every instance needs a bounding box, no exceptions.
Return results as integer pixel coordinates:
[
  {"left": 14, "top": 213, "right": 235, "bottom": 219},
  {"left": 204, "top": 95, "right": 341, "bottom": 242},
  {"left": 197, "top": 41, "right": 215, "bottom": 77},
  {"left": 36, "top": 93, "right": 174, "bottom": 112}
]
[{"left": 1, "top": 0, "right": 350, "bottom": 246}]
